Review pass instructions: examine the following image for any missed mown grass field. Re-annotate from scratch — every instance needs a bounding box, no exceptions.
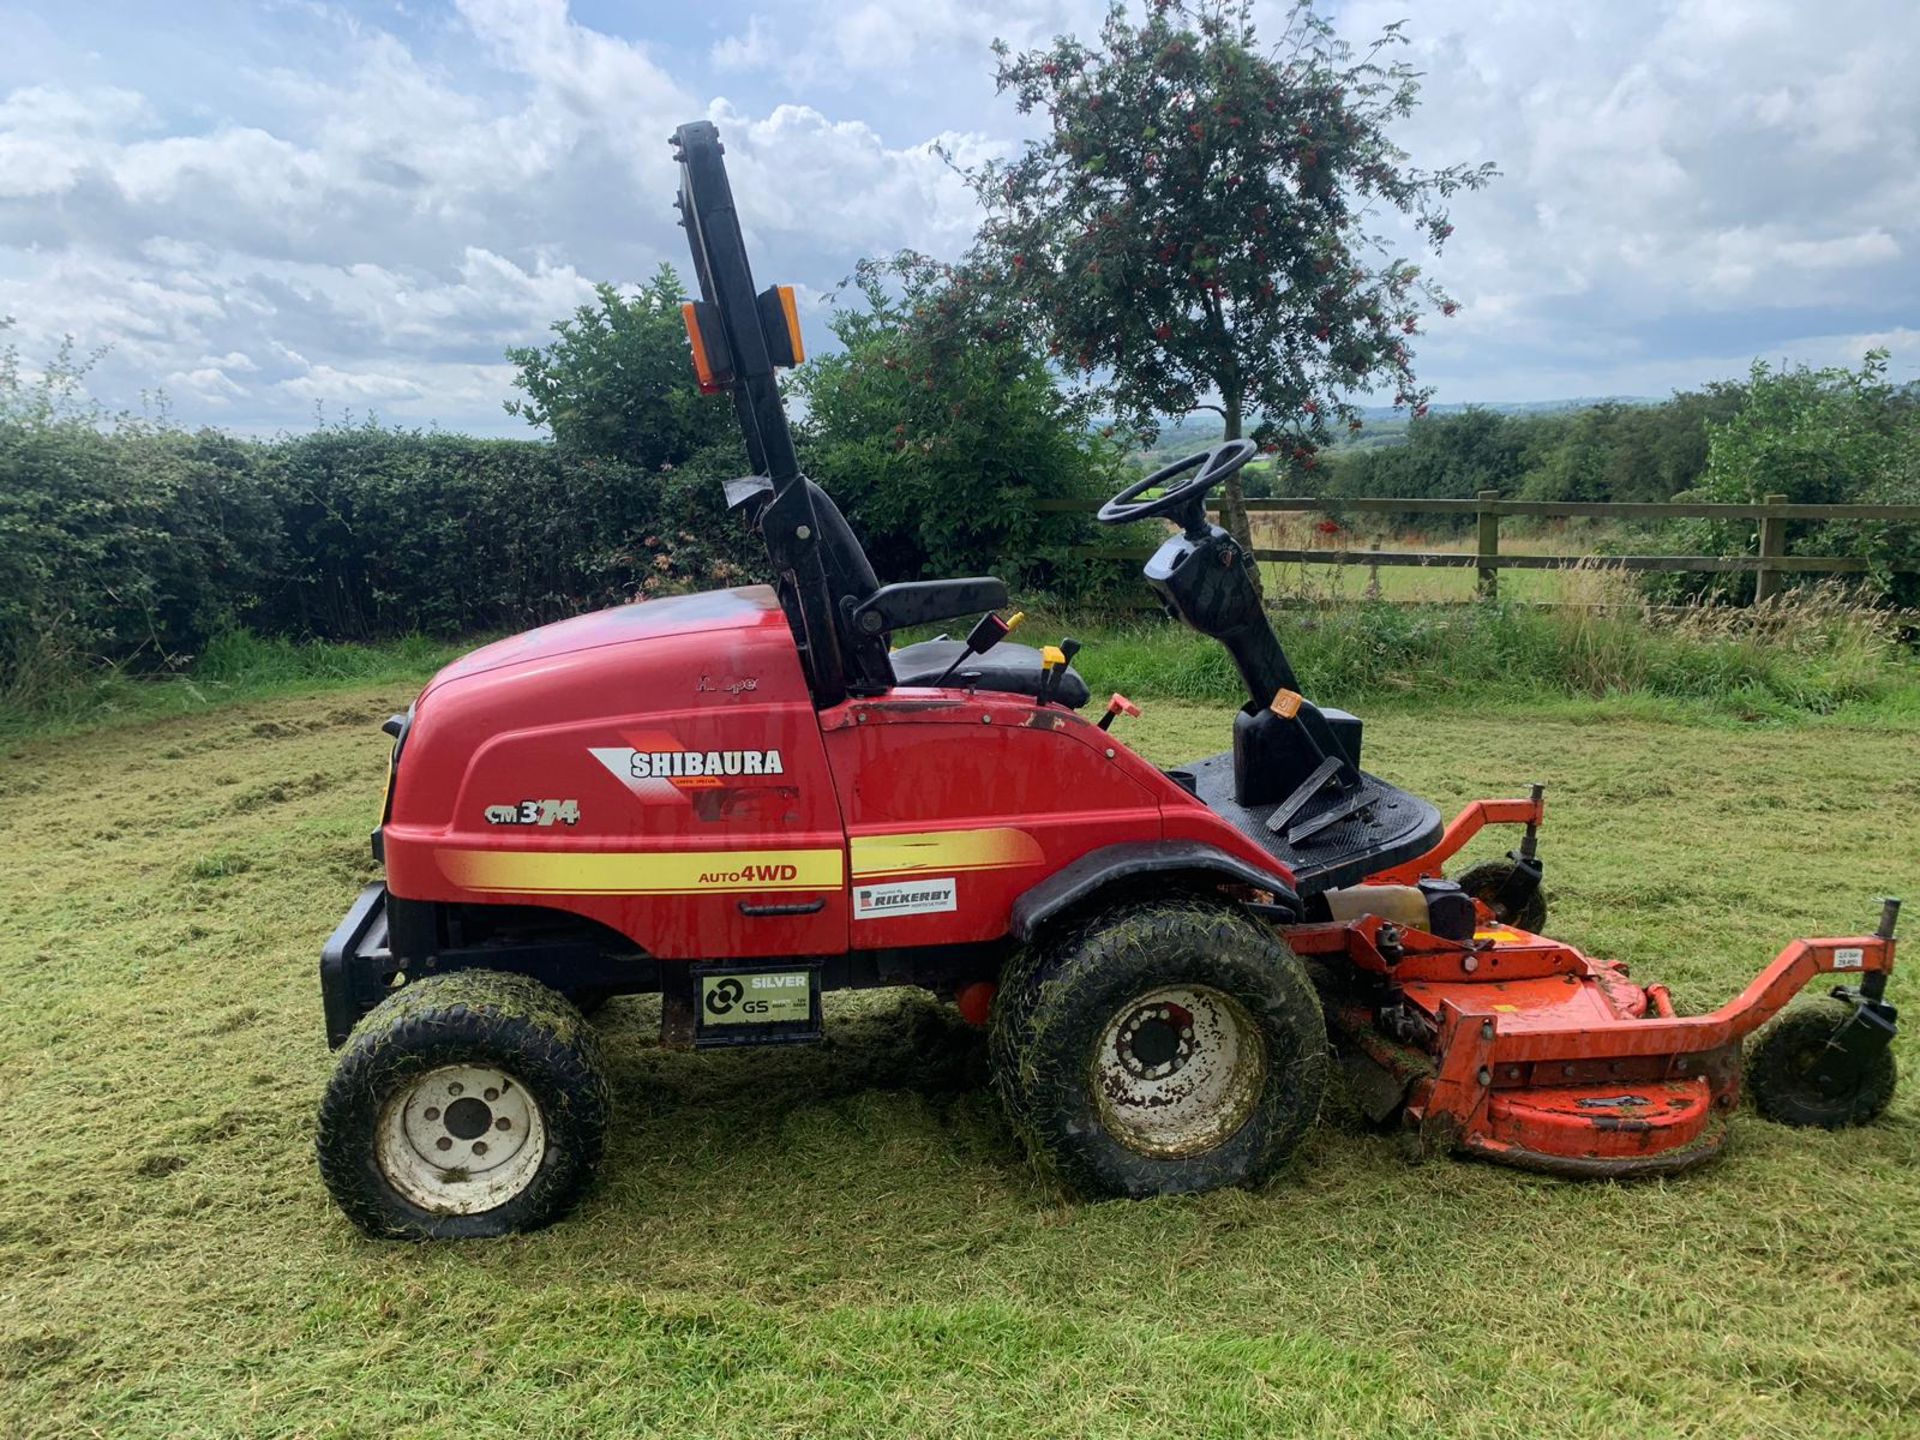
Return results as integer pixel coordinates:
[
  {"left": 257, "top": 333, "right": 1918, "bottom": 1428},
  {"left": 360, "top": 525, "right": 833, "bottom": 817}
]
[{"left": 3, "top": 676, "right": 1919, "bottom": 1438}]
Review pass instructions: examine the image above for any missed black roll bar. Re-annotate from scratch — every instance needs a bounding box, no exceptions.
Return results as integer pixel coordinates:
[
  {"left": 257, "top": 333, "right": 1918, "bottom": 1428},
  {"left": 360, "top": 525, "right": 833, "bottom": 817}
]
[{"left": 671, "top": 120, "right": 849, "bottom": 707}]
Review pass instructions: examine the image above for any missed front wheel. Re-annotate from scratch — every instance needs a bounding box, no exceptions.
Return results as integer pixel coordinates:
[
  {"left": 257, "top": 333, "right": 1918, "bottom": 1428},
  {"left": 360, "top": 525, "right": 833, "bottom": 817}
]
[
  {"left": 990, "top": 898, "right": 1328, "bottom": 1198},
  {"left": 1455, "top": 859, "right": 1548, "bottom": 934},
  {"left": 1747, "top": 1006, "right": 1897, "bottom": 1129},
  {"left": 317, "top": 970, "right": 611, "bottom": 1239}
]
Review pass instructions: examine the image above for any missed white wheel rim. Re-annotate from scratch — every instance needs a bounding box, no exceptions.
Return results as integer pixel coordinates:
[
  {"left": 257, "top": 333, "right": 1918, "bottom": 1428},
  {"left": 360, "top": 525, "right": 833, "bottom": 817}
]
[
  {"left": 1092, "top": 985, "right": 1267, "bottom": 1158},
  {"left": 376, "top": 1064, "right": 547, "bottom": 1215}
]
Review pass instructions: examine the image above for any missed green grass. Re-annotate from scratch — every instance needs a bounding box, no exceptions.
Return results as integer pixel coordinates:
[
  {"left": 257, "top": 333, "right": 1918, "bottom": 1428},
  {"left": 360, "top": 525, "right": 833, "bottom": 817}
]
[
  {"left": 0, "top": 630, "right": 472, "bottom": 743},
  {"left": 1068, "top": 604, "right": 1916, "bottom": 726},
  {"left": 3, "top": 683, "right": 1919, "bottom": 1438}
]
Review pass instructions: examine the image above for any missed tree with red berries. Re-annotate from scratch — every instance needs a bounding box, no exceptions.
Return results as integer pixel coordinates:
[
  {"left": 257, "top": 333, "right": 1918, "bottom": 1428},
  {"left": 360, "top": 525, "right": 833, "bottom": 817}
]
[{"left": 966, "top": 0, "right": 1495, "bottom": 572}]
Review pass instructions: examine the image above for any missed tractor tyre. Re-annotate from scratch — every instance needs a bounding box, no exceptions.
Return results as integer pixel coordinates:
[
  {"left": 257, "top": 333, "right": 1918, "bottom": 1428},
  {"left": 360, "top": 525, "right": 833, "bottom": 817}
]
[
  {"left": 318, "top": 970, "right": 611, "bottom": 1240},
  {"left": 989, "top": 897, "right": 1328, "bottom": 1199},
  {"left": 1747, "top": 1006, "right": 1897, "bottom": 1130},
  {"left": 1455, "top": 859, "right": 1548, "bottom": 934}
]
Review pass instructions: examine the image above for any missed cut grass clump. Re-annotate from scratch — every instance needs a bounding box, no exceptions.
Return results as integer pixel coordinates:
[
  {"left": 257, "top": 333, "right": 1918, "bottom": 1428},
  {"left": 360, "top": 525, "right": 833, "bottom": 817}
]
[{"left": 181, "top": 848, "right": 254, "bottom": 880}]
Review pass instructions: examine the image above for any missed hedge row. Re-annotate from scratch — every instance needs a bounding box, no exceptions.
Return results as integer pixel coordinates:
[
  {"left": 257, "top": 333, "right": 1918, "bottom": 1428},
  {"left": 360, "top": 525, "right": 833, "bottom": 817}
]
[
  {"left": 0, "top": 416, "right": 1111, "bottom": 692},
  {"left": 0, "top": 421, "right": 760, "bottom": 685}
]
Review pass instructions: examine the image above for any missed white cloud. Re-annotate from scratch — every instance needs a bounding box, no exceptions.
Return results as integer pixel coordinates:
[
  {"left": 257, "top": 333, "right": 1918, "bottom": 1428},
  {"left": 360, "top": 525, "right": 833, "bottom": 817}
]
[
  {"left": 709, "top": 101, "right": 1005, "bottom": 258},
  {"left": 1, "top": 0, "right": 1917, "bottom": 428},
  {"left": 167, "top": 365, "right": 249, "bottom": 403},
  {"left": 278, "top": 362, "right": 426, "bottom": 403},
  {"left": 709, "top": 1, "right": 1097, "bottom": 91}
]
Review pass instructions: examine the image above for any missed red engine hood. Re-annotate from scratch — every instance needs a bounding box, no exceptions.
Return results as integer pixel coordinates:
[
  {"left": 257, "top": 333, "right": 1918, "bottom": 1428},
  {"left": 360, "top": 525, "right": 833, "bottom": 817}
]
[{"left": 424, "top": 586, "right": 788, "bottom": 695}]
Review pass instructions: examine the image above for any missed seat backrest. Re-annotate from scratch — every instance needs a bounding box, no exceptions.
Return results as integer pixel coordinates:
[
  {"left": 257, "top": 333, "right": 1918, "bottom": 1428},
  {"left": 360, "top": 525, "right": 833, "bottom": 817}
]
[
  {"left": 733, "top": 475, "right": 1003, "bottom": 696},
  {"left": 779, "top": 482, "right": 894, "bottom": 692}
]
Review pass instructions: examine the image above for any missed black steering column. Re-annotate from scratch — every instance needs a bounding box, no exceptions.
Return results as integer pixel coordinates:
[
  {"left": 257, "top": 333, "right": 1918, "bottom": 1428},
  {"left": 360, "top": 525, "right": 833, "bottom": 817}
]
[
  {"left": 1099, "top": 440, "right": 1303, "bottom": 708},
  {"left": 1100, "top": 442, "right": 1361, "bottom": 812}
]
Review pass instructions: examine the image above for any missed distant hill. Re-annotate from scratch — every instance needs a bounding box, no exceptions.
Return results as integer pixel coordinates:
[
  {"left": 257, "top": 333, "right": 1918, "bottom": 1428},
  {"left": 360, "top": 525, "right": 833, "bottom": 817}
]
[
  {"left": 1361, "top": 396, "right": 1655, "bottom": 420},
  {"left": 1123, "top": 397, "right": 1660, "bottom": 462}
]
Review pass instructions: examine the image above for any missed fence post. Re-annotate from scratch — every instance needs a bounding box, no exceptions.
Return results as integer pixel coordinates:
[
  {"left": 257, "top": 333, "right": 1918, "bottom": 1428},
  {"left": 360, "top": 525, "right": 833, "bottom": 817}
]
[
  {"left": 1754, "top": 492, "right": 1788, "bottom": 604},
  {"left": 1476, "top": 490, "right": 1500, "bottom": 600}
]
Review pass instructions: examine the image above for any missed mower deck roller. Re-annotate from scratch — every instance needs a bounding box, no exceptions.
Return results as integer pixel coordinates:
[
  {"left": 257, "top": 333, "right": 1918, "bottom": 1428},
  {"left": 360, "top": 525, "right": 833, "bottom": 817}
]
[{"left": 313, "top": 121, "right": 1900, "bottom": 1238}]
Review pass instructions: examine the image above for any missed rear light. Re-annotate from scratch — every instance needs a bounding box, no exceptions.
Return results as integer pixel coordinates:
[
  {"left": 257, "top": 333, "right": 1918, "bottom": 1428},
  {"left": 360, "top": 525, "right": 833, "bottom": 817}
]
[
  {"left": 680, "top": 300, "right": 733, "bottom": 393},
  {"left": 757, "top": 284, "right": 805, "bottom": 367},
  {"left": 775, "top": 285, "right": 804, "bottom": 364}
]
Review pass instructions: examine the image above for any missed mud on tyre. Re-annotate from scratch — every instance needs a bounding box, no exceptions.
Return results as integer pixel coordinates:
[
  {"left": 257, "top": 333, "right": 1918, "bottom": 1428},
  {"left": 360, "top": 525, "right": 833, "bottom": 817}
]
[
  {"left": 317, "top": 970, "right": 612, "bottom": 1240},
  {"left": 990, "top": 897, "right": 1328, "bottom": 1199}
]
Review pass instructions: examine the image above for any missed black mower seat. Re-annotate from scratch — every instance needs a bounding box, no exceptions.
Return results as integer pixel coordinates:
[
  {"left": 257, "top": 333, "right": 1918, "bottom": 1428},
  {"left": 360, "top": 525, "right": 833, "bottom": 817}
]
[{"left": 890, "top": 639, "right": 1091, "bottom": 709}]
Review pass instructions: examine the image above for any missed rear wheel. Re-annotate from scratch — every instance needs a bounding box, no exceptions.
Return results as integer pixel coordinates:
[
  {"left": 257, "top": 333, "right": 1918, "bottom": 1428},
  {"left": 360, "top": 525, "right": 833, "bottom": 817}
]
[
  {"left": 318, "top": 970, "right": 611, "bottom": 1239},
  {"left": 1747, "top": 1006, "right": 1896, "bottom": 1129},
  {"left": 1455, "top": 859, "right": 1548, "bottom": 934},
  {"left": 990, "top": 898, "right": 1327, "bottom": 1198}
]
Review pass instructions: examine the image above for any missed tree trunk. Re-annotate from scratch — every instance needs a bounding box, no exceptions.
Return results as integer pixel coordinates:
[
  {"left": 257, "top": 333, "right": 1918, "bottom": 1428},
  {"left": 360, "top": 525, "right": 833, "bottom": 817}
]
[{"left": 1218, "top": 395, "right": 1263, "bottom": 600}]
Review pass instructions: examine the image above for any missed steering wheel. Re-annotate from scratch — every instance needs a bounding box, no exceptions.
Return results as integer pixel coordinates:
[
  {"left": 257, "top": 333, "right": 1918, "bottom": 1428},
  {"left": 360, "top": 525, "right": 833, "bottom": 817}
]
[{"left": 1097, "top": 440, "right": 1259, "bottom": 537}]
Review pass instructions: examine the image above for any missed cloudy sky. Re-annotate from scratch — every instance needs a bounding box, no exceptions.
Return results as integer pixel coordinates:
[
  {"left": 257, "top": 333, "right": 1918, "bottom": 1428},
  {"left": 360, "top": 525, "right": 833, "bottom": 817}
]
[{"left": 3, "top": 0, "right": 1916, "bottom": 436}]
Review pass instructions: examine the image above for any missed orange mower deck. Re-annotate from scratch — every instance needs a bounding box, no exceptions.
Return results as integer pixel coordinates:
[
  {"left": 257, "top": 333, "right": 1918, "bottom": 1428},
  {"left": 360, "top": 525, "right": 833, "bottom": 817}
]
[{"left": 1293, "top": 796, "right": 1900, "bottom": 1177}]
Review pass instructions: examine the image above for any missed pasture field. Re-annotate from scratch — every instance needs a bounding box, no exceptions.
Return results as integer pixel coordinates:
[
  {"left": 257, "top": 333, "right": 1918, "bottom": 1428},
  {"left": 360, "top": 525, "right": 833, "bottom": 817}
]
[
  {"left": 1245, "top": 514, "right": 1666, "bottom": 605},
  {"left": 3, "top": 678, "right": 1918, "bottom": 1438}
]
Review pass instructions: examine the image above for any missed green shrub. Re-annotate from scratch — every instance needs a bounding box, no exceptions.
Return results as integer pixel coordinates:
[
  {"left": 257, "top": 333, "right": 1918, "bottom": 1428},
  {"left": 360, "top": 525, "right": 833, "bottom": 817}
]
[
  {"left": 794, "top": 253, "right": 1121, "bottom": 596},
  {"left": 0, "top": 414, "right": 282, "bottom": 680},
  {"left": 1648, "top": 353, "right": 1920, "bottom": 606},
  {"left": 0, "top": 410, "right": 767, "bottom": 697},
  {"left": 254, "top": 427, "right": 759, "bottom": 640}
]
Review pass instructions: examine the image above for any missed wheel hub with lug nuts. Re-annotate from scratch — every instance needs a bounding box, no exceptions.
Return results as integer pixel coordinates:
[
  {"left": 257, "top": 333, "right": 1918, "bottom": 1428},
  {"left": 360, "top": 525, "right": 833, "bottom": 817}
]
[
  {"left": 1093, "top": 984, "right": 1267, "bottom": 1159},
  {"left": 376, "top": 1064, "right": 547, "bottom": 1215},
  {"left": 1116, "top": 1001, "right": 1197, "bottom": 1080}
]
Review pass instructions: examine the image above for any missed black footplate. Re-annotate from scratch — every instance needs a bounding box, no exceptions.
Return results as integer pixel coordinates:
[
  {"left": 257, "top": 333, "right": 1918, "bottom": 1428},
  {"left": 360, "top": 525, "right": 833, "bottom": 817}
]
[{"left": 1176, "top": 752, "right": 1443, "bottom": 895}]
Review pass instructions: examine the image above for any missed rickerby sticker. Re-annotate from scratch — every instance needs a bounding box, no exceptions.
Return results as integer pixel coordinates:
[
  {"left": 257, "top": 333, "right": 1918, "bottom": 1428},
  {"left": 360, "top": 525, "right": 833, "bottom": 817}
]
[{"left": 854, "top": 877, "right": 958, "bottom": 920}]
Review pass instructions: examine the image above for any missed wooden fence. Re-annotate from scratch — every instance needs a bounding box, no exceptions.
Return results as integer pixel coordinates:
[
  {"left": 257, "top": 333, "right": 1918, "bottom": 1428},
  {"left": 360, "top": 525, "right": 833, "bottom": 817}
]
[{"left": 1050, "top": 492, "right": 1920, "bottom": 601}]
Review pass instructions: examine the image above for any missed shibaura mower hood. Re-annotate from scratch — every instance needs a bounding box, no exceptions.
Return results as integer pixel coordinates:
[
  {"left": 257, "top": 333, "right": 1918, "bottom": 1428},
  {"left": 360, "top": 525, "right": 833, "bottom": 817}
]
[{"left": 312, "top": 120, "right": 1902, "bottom": 1241}]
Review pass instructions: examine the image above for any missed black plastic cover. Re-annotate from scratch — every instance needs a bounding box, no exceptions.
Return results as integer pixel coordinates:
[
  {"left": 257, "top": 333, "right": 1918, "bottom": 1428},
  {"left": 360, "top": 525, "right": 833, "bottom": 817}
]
[{"left": 1010, "top": 840, "right": 1300, "bottom": 941}]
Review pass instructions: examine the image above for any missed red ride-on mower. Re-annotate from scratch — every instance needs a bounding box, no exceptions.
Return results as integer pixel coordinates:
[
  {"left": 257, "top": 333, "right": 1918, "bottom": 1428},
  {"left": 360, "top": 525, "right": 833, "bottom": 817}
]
[{"left": 315, "top": 121, "right": 1901, "bottom": 1239}]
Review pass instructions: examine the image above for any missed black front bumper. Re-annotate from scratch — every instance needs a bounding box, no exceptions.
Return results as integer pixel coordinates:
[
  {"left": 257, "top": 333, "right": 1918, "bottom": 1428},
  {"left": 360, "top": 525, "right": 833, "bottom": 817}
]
[{"left": 320, "top": 882, "right": 391, "bottom": 1048}]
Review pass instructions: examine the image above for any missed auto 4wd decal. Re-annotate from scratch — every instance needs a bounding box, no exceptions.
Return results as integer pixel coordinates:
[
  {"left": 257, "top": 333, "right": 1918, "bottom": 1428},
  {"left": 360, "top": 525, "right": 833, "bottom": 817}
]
[
  {"left": 854, "top": 877, "right": 957, "bottom": 919},
  {"left": 436, "top": 847, "right": 841, "bottom": 895}
]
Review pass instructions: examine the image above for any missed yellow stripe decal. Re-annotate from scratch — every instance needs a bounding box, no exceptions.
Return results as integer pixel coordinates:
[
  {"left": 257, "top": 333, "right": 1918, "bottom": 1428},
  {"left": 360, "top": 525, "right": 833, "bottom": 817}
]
[
  {"left": 438, "top": 848, "right": 843, "bottom": 895},
  {"left": 850, "top": 827, "right": 1042, "bottom": 878}
]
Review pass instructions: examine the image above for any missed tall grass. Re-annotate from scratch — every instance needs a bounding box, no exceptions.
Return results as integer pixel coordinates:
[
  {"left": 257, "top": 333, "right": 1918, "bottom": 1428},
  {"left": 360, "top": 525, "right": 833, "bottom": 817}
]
[{"left": 1074, "top": 572, "right": 1915, "bottom": 719}]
